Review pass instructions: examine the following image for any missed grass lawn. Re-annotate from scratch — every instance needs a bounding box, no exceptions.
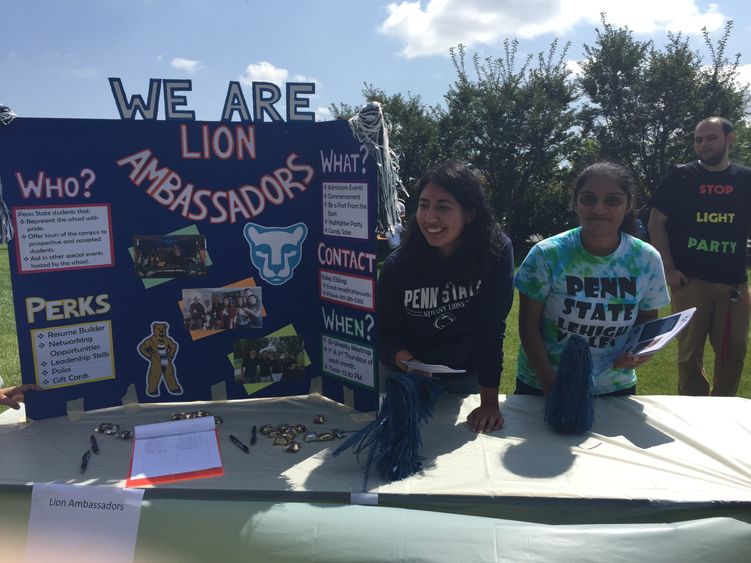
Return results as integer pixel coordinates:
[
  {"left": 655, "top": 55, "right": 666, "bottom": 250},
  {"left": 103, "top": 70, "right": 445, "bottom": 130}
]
[
  {"left": 1, "top": 245, "right": 749, "bottom": 412},
  {"left": 0, "top": 246, "right": 21, "bottom": 394}
]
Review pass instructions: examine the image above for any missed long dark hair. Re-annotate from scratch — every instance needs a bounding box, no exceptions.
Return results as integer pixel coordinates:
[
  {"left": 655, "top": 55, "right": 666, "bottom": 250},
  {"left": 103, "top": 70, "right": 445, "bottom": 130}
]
[
  {"left": 400, "top": 160, "right": 504, "bottom": 273},
  {"left": 572, "top": 161, "right": 637, "bottom": 235}
]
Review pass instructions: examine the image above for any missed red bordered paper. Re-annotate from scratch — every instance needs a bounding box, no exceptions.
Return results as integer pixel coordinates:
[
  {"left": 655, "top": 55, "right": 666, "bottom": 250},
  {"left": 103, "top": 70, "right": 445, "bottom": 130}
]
[{"left": 125, "top": 418, "right": 224, "bottom": 488}]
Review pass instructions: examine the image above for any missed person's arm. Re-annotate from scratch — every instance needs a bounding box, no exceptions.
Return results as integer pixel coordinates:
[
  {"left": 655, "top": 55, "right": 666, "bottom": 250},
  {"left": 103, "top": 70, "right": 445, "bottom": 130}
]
[
  {"left": 648, "top": 206, "right": 687, "bottom": 288},
  {"left": 614, "top": 242, "right": 670, "bottom": 369},
  {"left": 634, "top": 308, "right": 658, "bottom": 325},
  {"left": 613, "top": 308, "right": 659, "bottom": 369},
  {"left": 518, "top": 293, "right": 557, "bottom": 394},
  {"left": 467, "top": 386, "right": 505, "bottom": 433},
  {"left": 466, "top": 238, "right": 515, "bottom": 432},
  {"left": 377, "top": 255, "right": 415, "bottom": 372},
  {"left": 247, "top": 307, "right": 262, "bottom": 325},
  {"left": 0, "top": 384, "right": 42, "bottom": 410}
]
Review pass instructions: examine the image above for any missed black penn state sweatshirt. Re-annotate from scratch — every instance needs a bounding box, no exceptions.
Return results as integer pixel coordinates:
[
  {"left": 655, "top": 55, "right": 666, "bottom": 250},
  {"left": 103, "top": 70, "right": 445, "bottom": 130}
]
[{"left": 377, "top": 236, "right": 514, "bottom": 388}]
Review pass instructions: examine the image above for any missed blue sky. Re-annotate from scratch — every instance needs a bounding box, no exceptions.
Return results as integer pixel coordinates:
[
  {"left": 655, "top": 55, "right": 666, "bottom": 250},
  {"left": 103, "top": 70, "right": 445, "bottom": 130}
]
[{"left": 3, "top": 0, "right": 751, "bottom": 121}]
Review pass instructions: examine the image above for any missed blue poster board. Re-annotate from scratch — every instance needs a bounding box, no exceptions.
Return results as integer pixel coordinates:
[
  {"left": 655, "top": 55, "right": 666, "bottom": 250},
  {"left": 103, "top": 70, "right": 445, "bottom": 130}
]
[{"left": 0, "top": 117, "right": 379, "bottom": 419}]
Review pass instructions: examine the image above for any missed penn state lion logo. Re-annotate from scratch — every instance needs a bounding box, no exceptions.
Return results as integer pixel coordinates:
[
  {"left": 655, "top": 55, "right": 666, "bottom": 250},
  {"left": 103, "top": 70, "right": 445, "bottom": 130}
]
[
  {"left": 243, "top": 222, "right": 308, "bottom": 285},
  {"left": 434, "top": 312, "right": 456, "bottom": 330}
]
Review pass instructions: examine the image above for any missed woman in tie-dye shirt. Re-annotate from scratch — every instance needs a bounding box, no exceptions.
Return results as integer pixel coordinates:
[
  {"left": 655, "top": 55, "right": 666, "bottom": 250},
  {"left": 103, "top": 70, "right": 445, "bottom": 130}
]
[{"left": 514, "top": 162, "right": 670, "bottom": 396}]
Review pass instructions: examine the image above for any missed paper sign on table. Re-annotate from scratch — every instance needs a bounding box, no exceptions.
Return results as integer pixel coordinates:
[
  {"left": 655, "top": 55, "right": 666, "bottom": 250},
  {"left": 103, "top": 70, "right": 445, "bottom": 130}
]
[
  {"left": 126, "top": 416, "right": 223, "bottom": 487},
  {"left": 25, "top": 483, "right": 144, "bottom": 563}
]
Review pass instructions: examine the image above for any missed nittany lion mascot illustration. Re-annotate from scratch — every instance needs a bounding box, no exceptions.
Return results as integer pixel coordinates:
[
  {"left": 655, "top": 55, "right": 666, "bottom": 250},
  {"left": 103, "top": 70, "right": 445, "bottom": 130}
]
[{"left": 137, "top": 321, "right": 182, "bottom": 397}]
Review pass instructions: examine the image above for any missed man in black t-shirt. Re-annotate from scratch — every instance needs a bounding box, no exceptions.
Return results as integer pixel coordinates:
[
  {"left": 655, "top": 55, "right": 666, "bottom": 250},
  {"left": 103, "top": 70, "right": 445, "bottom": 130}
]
[{"left": 649, "top": 116, "right": 751, "bottom": 396}]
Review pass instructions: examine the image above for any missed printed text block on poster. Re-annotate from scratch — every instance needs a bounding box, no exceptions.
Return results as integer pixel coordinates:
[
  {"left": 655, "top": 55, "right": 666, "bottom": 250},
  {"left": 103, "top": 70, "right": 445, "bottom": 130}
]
[
  {"left": 322, "top": 182, "right": 368, "bottom": 239},
  {"left": 31, "top": 320, "right": 115, "bottom": 389},
  {"left": 319, "top": 268, "right": 375, "bottom": 312},
  {"left": 14, "top": 204, "right": 114, "bottom": 274},
  {"left": 321, "top": 334, "right": 375, "bottom": 388}
]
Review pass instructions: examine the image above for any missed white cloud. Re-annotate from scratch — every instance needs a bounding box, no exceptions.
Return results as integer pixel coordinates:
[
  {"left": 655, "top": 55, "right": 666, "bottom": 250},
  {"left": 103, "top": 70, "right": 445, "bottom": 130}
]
[
  {"left": 315, "top": 106, "right": 333, "bottom": 121},
  {"left": 170, "top": 57, "right": 204, "bottom": 74},
  {"left": 293, "top": 73, "right": 318, "bottom": 84},
  {"left": 237, "top": 61, "right": 324, "bottom": 120},
  {"left": 565, "top": 59, "right": 583, "bottom": 78},
  {"left": 380, "top": 0, "right": 727, "bottom": 58},
  {"left": 736, "top": 63, "right": 751, "bottom": 88},
  {"left": 239, "top": 62, "right": 320, "bottom": 87},
  {"left": 73, "top": 68, "right": 97, "bottom": 79},
  {"left": 240, "top": 61, "right": 289, "bottom": 85}
]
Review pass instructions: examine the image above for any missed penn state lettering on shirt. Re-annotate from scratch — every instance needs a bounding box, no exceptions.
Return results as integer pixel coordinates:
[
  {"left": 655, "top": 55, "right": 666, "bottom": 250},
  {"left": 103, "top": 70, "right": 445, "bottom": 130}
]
[
  {"left": 565, "top": 275, "right": 636, "bottom": 298},
  {"left": 403, "top": 280, "right": 481, "bottom": 318},
  {"left": 556, "top": 275, "right": 638, "bottom": 348}
]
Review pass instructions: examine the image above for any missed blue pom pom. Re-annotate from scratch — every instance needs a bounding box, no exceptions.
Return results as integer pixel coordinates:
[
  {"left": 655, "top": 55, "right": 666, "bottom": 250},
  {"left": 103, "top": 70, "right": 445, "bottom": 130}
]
[
  {"left": 333, "top": 373, "right": 444, "bottom": 487},
  {"left": 544, "top": 335, "right": 595, "bottom": 434}
]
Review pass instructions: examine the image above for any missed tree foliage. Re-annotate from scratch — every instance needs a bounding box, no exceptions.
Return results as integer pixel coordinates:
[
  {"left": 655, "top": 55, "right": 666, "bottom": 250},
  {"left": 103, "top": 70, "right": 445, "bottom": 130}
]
[
  {"left": 333, "top": 17, "right": 750, "bottom": 251},
  {"left": 330, "top": 85, "right": 442, "bottom": 192},
  {"left": 441, "top": 40, "right": 578, "bottom": 250},
  {"left": 578, "top": 17, "right": 750, "bottom": 204}
]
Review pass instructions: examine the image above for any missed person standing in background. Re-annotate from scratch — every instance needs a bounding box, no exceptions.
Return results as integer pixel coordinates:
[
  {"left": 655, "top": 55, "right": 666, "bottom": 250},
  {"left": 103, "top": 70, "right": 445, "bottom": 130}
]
[{"left": 649, "top": 116, "right": 751, "bottom": 396}]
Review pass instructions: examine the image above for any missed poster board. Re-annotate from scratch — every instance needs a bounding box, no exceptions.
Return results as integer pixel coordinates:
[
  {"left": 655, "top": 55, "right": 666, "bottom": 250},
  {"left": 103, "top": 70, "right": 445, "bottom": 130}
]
[{"left": 0, "top": 115, "right": 380, "bottom": 419}]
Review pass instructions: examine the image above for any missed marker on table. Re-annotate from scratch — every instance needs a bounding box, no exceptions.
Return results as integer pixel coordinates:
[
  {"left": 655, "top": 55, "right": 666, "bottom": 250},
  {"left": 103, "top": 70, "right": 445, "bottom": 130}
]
[
  {"left": 230, "top": 434, "right": 250, "bottom": 454},
  {"left": 90, "top": 434, "right": 100, "bottom": 454},
  {"left": 250, "top": 425, "right": 257, "bottom": 446},
  {"left": 80, "top": 450, "right": 91, "bottom": 473}
]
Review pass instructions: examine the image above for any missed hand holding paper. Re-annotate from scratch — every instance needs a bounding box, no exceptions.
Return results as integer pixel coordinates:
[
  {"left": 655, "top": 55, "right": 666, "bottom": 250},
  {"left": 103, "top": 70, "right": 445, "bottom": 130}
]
[
  {"left": 621, "top": 308, "right": 696, "bottom": 359},
  {"left": 400, "top": 359, "right": 466, "bottom": 375}
]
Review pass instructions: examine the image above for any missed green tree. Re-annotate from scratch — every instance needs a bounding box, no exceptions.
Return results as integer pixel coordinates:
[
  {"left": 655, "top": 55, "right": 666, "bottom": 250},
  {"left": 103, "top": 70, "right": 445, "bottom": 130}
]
[
  {"left": 730, "top": 120, "right": 751, "bottom": 166},
  {"left": 442, "top": 40, "right": 579, "bottom": 251},
  {"left": 579, "top": 17, "right": 750, "bottom": 203},
  {"left": 330, "top": 84, "right": 442, "bottom": 192}
]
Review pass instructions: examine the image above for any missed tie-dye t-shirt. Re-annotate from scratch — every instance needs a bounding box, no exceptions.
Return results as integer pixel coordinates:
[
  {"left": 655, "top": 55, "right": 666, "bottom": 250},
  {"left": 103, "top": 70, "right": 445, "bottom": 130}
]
[{"left": 514, "top": 228, "right": 670, "bottom": 394}]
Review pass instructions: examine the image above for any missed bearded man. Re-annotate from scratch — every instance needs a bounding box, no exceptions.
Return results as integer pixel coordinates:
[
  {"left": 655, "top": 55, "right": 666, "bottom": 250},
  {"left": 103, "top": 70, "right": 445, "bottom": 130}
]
[{"left": 649, "top": 116, "right": 751, "bottom": 396}]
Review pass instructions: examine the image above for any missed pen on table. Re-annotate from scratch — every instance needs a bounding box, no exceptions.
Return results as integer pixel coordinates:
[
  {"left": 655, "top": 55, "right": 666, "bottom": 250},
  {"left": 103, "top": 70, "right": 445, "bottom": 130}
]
[
  {"left": 90, "top": 434, "right": 100, "bottom": 454},
  {"left": 250, "top": 425, "right": 257, "bottom": 446},
  {"left": 230, "top": 434, "right": 250, "bottom": 454},
  {"left": 81, "top": 450, "right": 91, "bottom": 473}
]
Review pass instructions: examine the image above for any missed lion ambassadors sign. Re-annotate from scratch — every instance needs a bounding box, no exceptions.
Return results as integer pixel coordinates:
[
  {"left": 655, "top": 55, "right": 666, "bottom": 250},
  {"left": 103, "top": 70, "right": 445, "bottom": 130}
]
[{"left": 0, "top": 77, "right": 379, "bottom": 419}]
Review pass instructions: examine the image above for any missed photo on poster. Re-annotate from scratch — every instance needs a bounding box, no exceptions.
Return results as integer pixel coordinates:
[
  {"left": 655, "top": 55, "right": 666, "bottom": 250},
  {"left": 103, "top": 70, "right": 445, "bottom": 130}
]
[
  {"left": 232, "top": 335, "right": 306, "bottom": 389},
  {"left": 133, "top": 234, "right": 208, "bottom": 278},
  {"left": 182, "top": 286, "right": 263, "bottom": 333}
]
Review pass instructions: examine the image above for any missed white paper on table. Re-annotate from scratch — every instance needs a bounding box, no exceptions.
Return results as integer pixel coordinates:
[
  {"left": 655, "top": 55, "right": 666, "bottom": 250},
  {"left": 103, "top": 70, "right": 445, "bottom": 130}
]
[
  {"left": 25, "top": 482, "right": 144, "bottom": 563},
  {"left": 400, "top": 360, "right": 466, "bottom": 374},
  {"left": 130, "top": 416, "right": 221, "bottom": 480}
]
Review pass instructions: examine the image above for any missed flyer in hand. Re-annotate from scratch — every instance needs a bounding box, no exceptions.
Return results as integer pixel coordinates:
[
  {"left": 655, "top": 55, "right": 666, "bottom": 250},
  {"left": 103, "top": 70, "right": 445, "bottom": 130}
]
[
  {"left": 622, "top": 308, "right": 696, "bottom": 358},
  {"left": 400, "top": 360, "right": 466, "bottom": 374}
]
